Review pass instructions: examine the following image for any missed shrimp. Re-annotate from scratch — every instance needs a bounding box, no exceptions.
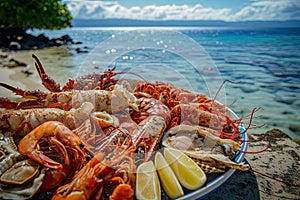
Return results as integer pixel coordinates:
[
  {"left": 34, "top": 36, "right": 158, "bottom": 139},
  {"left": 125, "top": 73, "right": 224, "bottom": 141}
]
[
  {"left": 17, "top": 121, "right": 90, "bottom": 169},
  {"left": 52, "top": 149, "right": 135, "bottom": 200}
]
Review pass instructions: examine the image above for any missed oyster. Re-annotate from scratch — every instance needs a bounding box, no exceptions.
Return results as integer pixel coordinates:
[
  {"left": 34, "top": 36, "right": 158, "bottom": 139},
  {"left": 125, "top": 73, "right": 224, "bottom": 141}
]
[
  {"left": 0, "top": 160, "right": 40, "bottom": 185},
  {"left": 163, "top": 124, "right": 249, "bottom": 173},
  {"left": 0, "top": 132, "right": 21, "bottom": 174},
  {"left": 0, "top": 132, "right": 45, "bottom": 199},
  {"left": 0, "top": 167, "right": 45, "bottom": 200}
]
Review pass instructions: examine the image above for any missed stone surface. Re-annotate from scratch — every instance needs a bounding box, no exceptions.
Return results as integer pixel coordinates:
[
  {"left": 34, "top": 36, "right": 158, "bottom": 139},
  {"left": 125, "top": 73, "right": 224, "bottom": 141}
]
[
  {"left": 0, "top": 28, "right": 75, "bottom": 51},
  {"left": 204, "top": 129, "right": 300, "bottom": 200}
]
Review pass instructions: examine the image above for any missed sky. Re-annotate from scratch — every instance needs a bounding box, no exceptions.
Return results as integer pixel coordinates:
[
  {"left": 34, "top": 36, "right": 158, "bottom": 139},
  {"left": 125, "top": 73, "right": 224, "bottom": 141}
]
[{"left": 63, "top": 0, "right": 300, "bottom": 22}]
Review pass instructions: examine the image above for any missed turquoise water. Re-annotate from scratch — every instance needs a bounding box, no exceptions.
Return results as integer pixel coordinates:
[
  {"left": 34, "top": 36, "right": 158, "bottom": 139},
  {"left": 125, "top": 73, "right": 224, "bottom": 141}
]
[{"left": 27, "top": 27, "right": 300, "bottom": 141}]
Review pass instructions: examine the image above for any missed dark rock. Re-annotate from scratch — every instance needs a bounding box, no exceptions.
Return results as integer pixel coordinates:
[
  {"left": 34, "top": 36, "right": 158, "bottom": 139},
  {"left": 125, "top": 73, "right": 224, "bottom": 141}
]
[
  {"left": 1, "top": 27, "right": 78, "bottom": 51},
  {"left": 5, "top": 58, "right": 27, "bottom": 68},
  {"left": 21, "top": 69, "right": 33, "bottom": 77},
  {"left": 61, "top": 34, "right": 73, "bottom": 42},
  {"left": 8, "top": 41, "right": 21, "bottom": 50},
  {"left": 73, "top": 41, "right": 82, "bottom": 45},
  {"left": 37, "top": 34, "right": 49, "bottom": 42},
  {"left": 75, "top": 48, "right": 89, "bottom": 53}
]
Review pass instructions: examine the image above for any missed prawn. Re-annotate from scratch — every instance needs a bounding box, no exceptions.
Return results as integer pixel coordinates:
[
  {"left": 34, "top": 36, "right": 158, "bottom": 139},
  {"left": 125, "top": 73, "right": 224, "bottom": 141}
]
[{"left": 17, "top": 121, "right": 91, "bottom": 169}]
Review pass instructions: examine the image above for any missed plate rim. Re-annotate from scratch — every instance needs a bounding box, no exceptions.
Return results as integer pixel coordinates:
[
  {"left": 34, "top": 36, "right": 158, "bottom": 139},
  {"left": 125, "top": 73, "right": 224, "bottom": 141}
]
[{"left": 170, "top": 107, "right": 248, "bottom": 200}]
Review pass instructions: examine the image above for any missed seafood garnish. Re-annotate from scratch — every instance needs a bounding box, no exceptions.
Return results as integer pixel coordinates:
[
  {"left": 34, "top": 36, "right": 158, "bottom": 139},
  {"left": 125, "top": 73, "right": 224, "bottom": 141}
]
[
  {"left": 164, "top": 124, "right": 241, "bottom": 152},
  {"left": 183, "top": 151, "right": 249, "bottom": 172},
  {"left": 131, "top": 97, "right": 171, "bottom": 163},
  {"left": 32, "top": 54, "right": 130, "bottom": 92},
  {"left": 134, "top": 81, "right": 245, "bottom": 141}
]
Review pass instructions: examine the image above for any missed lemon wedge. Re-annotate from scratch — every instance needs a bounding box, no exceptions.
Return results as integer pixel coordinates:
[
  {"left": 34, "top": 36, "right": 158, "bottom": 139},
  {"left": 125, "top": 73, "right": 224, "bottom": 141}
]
[
  {"left": 155, "top": 151, "right": 184, "bottom": 198},
  {"left": 164, "top": 148, "right": 207, "bottom": 190},
  {"left": 136, "top": 161, "right": 161, "bottom": 200}
]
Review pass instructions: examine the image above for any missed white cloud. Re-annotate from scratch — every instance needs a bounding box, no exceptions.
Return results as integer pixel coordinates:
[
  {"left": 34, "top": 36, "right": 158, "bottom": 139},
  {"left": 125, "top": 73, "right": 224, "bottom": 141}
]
[
  {"left": 233, "top": 0, "right": 300, "bottom": 21},
  {"left": 66, "top": 0, "right": 300, "bottom": 21}
]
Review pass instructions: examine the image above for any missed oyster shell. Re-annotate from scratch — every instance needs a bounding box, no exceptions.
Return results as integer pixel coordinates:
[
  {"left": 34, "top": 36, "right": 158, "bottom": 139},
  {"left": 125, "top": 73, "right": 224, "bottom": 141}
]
[
  {"left": 0, "top": 133, "right": 45, "bottom": 199},
  {"left": 0, "top": 132, "right": 21, "bottom": 175},
  {"left": 163, "top": 125, "right": 249, "bottom": 173},
  {"left": 0, "top": 168, "right": 45, "bottom": 200},
  {"left": 0, "top": 160, "right": 40, "bottom": 185}
]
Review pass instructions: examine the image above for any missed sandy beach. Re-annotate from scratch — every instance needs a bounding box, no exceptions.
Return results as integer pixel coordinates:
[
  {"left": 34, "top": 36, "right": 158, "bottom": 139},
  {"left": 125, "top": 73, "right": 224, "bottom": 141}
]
[
  {"left": 0, "top": 47, "right": 79, "bottom": 98},
  {"left": 0, "top": 50, "right": 44, "bottom": 99},
  {"left": 1, "top": 49, "right": 299, "bottom": 199}
]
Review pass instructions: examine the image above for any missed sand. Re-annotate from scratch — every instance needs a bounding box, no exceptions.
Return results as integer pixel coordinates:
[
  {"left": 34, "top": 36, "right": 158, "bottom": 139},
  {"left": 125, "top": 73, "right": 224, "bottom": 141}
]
[{"left": 0, "top": 50, "right": 43, "bottom": 99}]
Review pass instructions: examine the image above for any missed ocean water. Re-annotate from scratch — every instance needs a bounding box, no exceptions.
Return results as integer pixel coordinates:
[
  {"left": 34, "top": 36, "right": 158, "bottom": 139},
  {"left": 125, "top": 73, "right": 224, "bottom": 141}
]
[{"left": 27, "top": 27, "right": 300, "bottom": 141}]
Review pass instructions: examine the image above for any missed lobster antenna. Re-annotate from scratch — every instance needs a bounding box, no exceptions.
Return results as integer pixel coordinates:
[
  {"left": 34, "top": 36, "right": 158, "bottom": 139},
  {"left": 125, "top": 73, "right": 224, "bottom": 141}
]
[
  {"left": 110, "top": 63, "right": 147, "bottom": 82},
  {"left": 212, "top": 79, "right": 241, "bottom": 103},
  {"left": 250, "top": 168, "right": 300, "bottom": 188},
  {"left": 116, "top": 71, "right": 147, "bottom": 82},
  {"left": 240, "top": 107, "right": 261, "bottom": 134}
]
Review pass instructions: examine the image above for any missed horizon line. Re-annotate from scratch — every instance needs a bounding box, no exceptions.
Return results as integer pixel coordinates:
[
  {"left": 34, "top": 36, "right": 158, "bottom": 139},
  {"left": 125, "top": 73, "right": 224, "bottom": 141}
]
[{"left": 71, "top": 19, "right": 300, "bottom": 28}]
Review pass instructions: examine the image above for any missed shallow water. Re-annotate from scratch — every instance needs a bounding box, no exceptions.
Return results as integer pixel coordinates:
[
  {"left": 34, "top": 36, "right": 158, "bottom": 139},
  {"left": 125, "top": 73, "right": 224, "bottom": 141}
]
[{"left": 20, "top": 27, "right": 300, "bottom": 141}]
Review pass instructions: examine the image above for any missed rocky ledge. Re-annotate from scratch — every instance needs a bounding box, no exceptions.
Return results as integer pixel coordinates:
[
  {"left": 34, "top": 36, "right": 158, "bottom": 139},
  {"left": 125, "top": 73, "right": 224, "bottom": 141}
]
[
  {"left": 0, "top": 27, "right": 81, "bottom": 51},
  {"left": 205, "top": 129, "right": 300, "bottom": 200}
]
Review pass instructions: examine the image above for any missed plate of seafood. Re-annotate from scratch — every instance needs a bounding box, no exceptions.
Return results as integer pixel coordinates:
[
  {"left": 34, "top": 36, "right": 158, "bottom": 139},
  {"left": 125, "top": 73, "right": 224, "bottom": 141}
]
[{"left": 0, "top": 54, "right": 251, "bottom": 200}]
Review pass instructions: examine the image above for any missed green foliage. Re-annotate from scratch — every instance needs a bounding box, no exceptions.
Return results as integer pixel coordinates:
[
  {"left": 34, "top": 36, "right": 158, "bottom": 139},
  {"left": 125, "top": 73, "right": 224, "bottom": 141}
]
[{"left": 0, "top": 0, "right": 72, "bottom": 30}]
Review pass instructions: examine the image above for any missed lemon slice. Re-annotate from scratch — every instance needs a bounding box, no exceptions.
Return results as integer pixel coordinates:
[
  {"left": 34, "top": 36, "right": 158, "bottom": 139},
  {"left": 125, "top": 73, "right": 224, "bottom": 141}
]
[
  {"left": 136, "top": 161, "right": 161, "bottom": 200},
  {"left": 164, "top": 148, "right": 207, "bottom": 190},
  {"left": 155, "top": 151, "right": 184, "bottom": 198}
]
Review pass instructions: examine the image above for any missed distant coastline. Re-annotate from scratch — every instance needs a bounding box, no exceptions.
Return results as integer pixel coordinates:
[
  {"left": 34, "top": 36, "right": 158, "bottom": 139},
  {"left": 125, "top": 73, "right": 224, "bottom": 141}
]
[{"left": 72, "top": 18, "right": 300, "bottom": 28}]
